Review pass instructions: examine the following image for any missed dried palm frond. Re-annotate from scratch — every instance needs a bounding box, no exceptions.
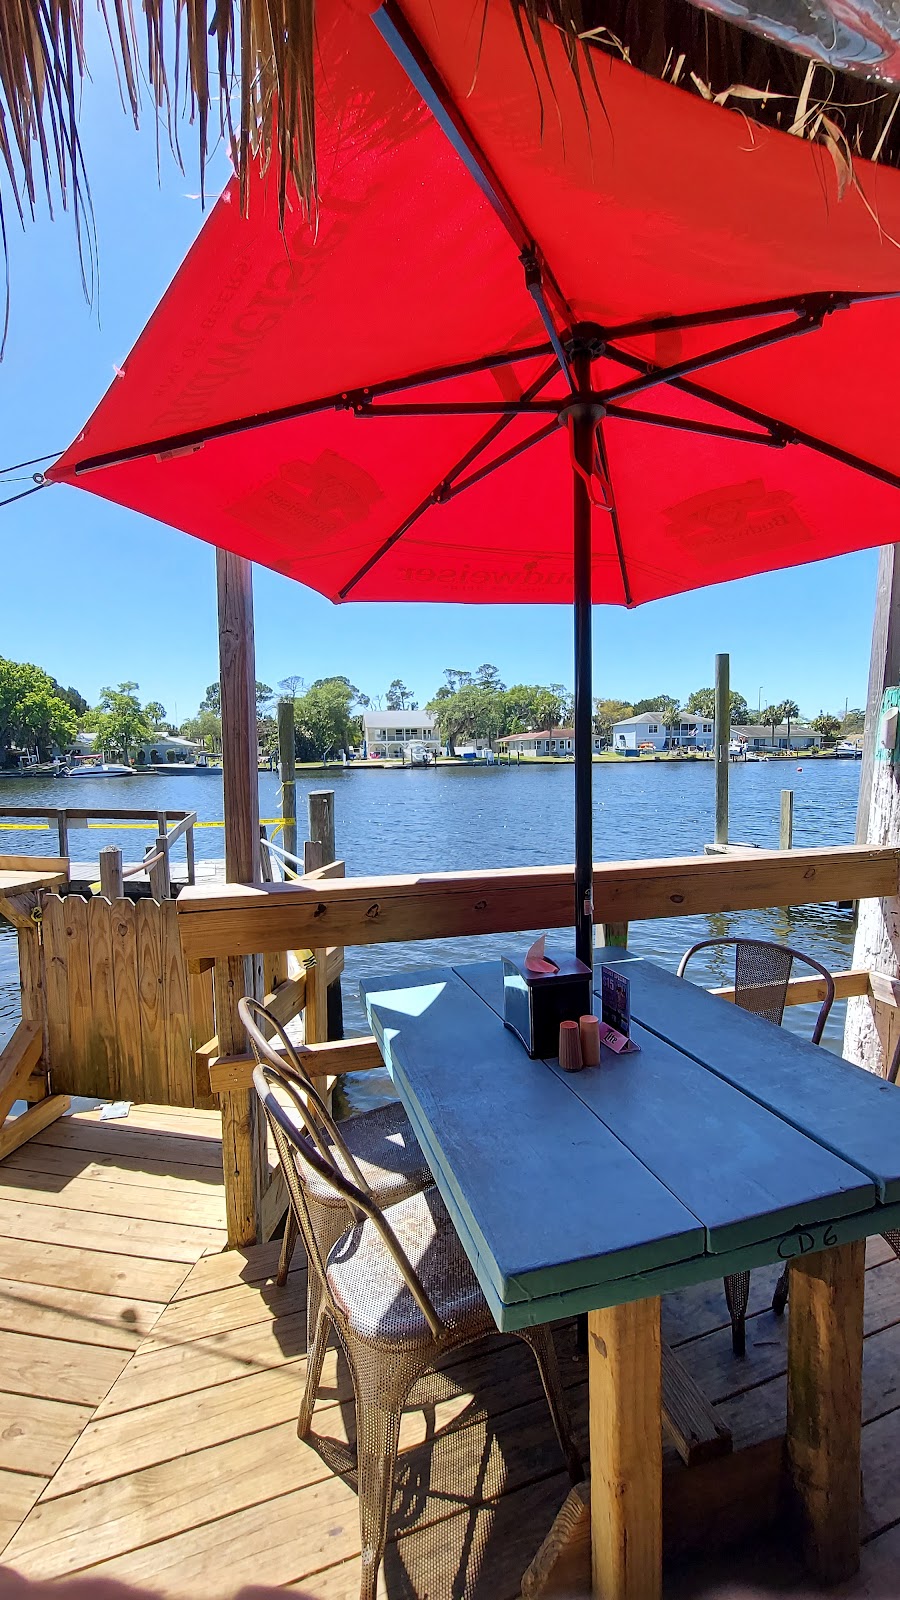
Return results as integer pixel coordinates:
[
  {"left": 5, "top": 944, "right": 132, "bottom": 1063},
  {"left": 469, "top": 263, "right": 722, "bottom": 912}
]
[{"left": 4, "top": 0, "right": 900, "bottom": 359}]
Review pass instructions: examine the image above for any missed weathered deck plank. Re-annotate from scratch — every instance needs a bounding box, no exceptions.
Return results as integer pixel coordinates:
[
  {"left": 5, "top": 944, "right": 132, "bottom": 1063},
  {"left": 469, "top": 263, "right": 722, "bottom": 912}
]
[{"left": 2, "top": 1104, "right": 900, "bottom": 1600}]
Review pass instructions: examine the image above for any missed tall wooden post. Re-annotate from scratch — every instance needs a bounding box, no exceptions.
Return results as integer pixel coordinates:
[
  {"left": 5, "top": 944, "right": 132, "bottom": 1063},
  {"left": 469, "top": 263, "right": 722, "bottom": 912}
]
[
  {"left": 714, "top": 653, "right": 730, "bottom": 848},
  {"left": 277, "top": 697, "right": 297, "bottom": 866},
  {"left": 215, "top": 550, "right": 266, "bottom": 1245},
  {"left": 845, "top": 685, "right": 900, "bottom": 1074},
  {"left": 780, "top": 790, "right": 794, "bottom": 852},
  {"left": 857, "top": 545, "right": 900, "bottom": 843},
  {"left": 308, "top": 791, "right": 343, "bottom": 1039}
]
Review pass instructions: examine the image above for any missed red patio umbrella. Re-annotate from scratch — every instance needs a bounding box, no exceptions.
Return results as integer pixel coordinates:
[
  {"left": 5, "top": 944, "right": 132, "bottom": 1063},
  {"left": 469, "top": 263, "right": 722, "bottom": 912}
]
[{"left": 47, "top": 0, "right": 900, "bottom": 965}]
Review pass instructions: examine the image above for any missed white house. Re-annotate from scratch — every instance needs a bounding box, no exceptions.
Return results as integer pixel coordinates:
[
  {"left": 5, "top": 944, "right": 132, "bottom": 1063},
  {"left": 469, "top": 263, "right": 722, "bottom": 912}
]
[
  {"left": 734, "top": 723, "right": 822, "bottom": 752},
  {"left": 134, "top": 734, "right": 203, "bottom": 765},
  {"left": 611, "top": 711, "right": 715, "bottom": 753},
  {"left": 497, "top": 728, "right": 603, "bottom": 757},
  {"left": 362, "top": 711, "right": 441, "bottom": 760}
]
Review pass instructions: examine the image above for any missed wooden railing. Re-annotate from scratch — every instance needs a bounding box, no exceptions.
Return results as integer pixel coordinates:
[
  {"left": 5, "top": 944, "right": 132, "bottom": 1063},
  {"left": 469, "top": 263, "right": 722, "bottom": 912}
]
[
  {"left": 0, "top": 805, "right": 197, "bottom": 884},
  {"left": 176, "top": 843, "right": 900, "bottom": 1245}
]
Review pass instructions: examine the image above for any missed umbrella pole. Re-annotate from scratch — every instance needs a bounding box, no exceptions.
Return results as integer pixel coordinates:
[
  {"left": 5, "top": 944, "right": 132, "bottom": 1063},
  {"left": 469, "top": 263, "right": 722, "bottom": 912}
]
[{"left": 570, "top": 357, "right": 595, "bottom": 970}]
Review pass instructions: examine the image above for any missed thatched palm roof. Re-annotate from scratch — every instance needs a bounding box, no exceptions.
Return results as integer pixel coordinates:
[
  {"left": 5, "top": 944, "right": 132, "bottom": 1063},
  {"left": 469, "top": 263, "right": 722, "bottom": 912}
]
[{"left": 3, "top": 0, "right": 900, "bottom": 352}]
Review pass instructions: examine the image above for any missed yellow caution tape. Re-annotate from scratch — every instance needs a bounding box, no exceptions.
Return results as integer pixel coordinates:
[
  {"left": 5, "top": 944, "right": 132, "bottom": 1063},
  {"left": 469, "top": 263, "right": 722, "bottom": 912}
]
[{"left": 0, "top": 817, "right": 293, "bottom": 831}]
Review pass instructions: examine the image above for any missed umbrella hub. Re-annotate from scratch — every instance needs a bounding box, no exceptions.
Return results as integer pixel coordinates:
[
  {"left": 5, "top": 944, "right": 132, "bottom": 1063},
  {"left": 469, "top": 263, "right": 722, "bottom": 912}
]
[
  {"left": 564, "top": 321, "right": 607, "bottom": 364},
  {"left": 558, "top": 397, "right": 606, "bottom": 425}
]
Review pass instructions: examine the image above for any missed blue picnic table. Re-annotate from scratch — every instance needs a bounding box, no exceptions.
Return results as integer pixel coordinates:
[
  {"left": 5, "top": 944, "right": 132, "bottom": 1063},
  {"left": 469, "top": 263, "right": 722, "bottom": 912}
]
[{"left": 362, "top": 948, "right": 900, "bottom": 1599}]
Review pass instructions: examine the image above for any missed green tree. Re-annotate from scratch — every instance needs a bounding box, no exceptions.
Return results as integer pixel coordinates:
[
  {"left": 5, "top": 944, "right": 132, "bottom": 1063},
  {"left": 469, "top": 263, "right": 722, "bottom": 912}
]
[
  {"left": 685, "top": 687, "right": 750, "bottom": 724},
  {"left": 85, "top": 683, "right": 153, "bottom": 763},
  {"left": 295, "top": 678, "right": 358, "bottom": 761},
  {"left": 278, "top": 675, "right": 305, "bottom": 700},
  {"left": 180, "top": 709, "right": 222, "bottom": 751},
  {"left": 475, "top": 663, "right": 505, "bottom": 692},
  {"left": 593, "top": 698, "right": 633, "bottom": 740},
  {"left": 144, "top": 701, "right": 167, "bottom": 730},
  {"left": 812, "top": 712, "right": 841, "bottom": 745},
  {"left": 634, "top": 695, "right": 681, "bottom": 735},
  {"left": 199, "top": 682, "right": 221, "bottom": 716},
  {"left": 256, "top": 683, "right": 273, "bottom": 716},
  {"left": 780, "top": 699, "right": 801, "bottom": 747},
  {"left": 760, "top": 704, "right": 782, "bottom": 747},
  {"left": 386, "top": 679, "right": 416, "bottom": 711},
  {"left": 0, "top": 657, "right": 78, "bottom": 764},
  {"left": 47, "top": 679, "right": 89, "bottom": 718},
  {"left": 442, "top": 667, "right": 473, "bottom": 694},
  {"left": 842, "top": 707, "right": 866, "bottom": 735}
]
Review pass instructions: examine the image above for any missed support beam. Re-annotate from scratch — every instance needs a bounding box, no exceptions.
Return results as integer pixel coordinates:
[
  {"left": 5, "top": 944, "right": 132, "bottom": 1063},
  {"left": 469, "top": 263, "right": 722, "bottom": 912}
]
[
  {"left": 714, "top": 653, "right": 730, "bottom": 847},
  {"left": 845, "top": 687, "right": 900, "bottom": 1074},
  {"left": 787, "top": 1241, "right": 865, "bottom": 1584},
  {"left": 215, "top": 550, "right": 265, "bottom": 1247},
  {"left": 588, "top": 1295, "right": 662, "bottom": 1600},
  {"left": 0, "top": 1095, "right": 70, "bottom": 1160}
]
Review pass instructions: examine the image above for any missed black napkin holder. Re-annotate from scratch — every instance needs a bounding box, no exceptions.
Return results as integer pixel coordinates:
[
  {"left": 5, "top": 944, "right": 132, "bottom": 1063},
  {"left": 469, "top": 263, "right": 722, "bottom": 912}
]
[{"left": 501, "top": 950, "right": 593, "bottom": 1059}]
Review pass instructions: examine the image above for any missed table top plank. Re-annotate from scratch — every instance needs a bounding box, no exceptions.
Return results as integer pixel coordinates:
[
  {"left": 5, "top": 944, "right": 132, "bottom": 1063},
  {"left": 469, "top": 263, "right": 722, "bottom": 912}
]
[
  {"left": 595, "top": 947, "right": 900, "bottom": 1204},
  {"left": 453, "top": 961, "right": 875, "bottom": 1255},
  {"left": 362, "top": 969, "right": 706, "bottom": 1308}
]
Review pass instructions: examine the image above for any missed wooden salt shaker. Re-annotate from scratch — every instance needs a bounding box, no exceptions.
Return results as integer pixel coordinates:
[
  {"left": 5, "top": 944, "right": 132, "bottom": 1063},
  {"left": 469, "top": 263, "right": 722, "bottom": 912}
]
[
  {"left": 579, "top": 1014, "right": 601, "bottom": 1068},
  {"left": 559, "top": 1019, "right": 583, "bottom": 1072}
]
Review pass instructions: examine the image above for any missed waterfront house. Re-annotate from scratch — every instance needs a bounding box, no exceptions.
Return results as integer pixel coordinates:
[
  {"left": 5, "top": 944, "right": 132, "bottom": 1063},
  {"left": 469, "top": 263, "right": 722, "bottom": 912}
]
[
  {"left": 134, "top": 734, "right": 204, "bottom": 765},
  {"left": 735, "top": 723, "right": 823, "bottom": 752},
  {"left": 497, "top": 727, "right": 604, "bottom": 757},
  {"left": 362, "top": 710, "right": 441, "bottom": 760},
  {"left": 611, "top": 711, "right": 715, "bottom": 753}
]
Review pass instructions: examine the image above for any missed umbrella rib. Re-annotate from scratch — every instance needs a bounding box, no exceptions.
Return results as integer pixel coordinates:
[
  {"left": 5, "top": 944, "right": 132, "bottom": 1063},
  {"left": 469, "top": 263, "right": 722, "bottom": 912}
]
[
  {"left": 594, "top": 420, "right": 632, "bottom": 608},
  {"left": 608, "top": 344, "right": 900, "bottom": 494},
  {"left": 372, "top": 2, "right": 576, "bottom": 360},
  {"left": 338, "top": 376, "right": 560, "bottom": 601},
  {"left": 68, "top": 342, "right": 553, "bottom": 476},
  {"left": 441, "top": 419, "right": 559, "bottom": 501},
  {"left": 599, "top": 312, "right": 820, "bottom": 406},
  {"left": 602, "top": 405, "right": 782, "bottom": 446},
  {"left": 603, "top": 288, "right": 896, "bottom": 343}
]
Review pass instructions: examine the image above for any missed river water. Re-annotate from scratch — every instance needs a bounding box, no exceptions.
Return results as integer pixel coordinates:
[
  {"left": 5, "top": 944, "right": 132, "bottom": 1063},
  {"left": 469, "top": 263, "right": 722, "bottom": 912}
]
[{"left": 0, "top": 759, "right": 862, "bottom": 1108}]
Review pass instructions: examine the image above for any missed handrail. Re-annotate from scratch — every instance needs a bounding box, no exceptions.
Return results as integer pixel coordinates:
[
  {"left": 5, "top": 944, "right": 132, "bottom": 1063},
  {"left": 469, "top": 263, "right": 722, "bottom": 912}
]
[{"left": 176, "top": 844, "right": 900, "bottom": 961}]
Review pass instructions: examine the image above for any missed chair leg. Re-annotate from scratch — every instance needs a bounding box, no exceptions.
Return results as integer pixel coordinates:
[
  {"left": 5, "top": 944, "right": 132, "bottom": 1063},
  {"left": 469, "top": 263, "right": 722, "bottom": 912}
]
[
  {"left": 724, "top": 1271, "right": 751, "bottom": 1357},
  {"left": 276, "top": 1206, "right": 300, "bottom": 1287},
  {"left": 519, "top": 1325, "right": 584, "bottom": 1484},
  {"left": 298, "top": 1306, "right": 331, "bottom": 1439},
  {"left": 772, "top": 1264, "right": 790, "bottom": 1315},
  {"left": 355, "top": 1392, "right": 403, "bottom": 1600}
]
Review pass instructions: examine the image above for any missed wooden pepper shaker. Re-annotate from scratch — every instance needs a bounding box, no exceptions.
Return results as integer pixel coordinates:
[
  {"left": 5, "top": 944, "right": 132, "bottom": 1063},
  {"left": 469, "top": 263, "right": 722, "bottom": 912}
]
[
  {"left": 559, "top": 1019, "right": 584, "bottom": 1072},
  {"left": 579, "top": 1014, "right": 601, "bottom": 1068}
]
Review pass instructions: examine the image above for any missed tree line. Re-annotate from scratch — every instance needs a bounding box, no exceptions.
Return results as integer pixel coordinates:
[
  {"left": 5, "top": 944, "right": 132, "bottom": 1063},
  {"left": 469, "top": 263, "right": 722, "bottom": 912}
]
[{"left": 0, "top": 653, "right": 868, "bottom": 767}]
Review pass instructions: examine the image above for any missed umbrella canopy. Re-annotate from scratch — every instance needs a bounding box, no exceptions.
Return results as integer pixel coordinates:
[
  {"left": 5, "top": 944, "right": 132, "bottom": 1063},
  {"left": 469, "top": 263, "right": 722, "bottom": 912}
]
[{"left": 48, "top": 0, "right": 900, "bottom": 959}]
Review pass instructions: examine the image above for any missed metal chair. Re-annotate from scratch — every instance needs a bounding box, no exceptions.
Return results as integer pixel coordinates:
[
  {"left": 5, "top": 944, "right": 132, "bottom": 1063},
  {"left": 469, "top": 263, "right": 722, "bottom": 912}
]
[
  {"left": 676, "top": 936, "right": 836, "bottom": 1355},
  {"left": 254, "top": 1057, "right": 583, "bottom": 1600},
  {"left": 238, "top": 997, "right": 434, "bottom": 1342}
]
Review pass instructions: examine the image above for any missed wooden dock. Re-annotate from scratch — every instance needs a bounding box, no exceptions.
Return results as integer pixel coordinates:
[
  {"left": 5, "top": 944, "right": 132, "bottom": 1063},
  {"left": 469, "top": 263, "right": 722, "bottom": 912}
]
[{"left": 2, "top": 1101, "right": 900, "bottom": 1597}]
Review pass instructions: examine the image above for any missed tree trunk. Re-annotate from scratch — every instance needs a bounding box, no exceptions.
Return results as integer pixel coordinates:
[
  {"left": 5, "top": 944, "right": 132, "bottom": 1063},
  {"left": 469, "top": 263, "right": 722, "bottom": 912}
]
[{"left": 844, "top": 686, "right": 900, "bottom": 1075}]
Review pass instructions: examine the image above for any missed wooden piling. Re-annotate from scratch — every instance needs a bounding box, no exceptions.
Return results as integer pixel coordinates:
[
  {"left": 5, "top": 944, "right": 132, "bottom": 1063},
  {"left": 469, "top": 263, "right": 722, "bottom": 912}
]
[
  {"left": 714, "top": 653, "right": 730, "bottom": 848},
  {"left": 277, "top": 697, "right": 297, "bottom": 866},
  {"left": 780, "top": 790, "right": 794, "bottom": 852},
  {"left": 99, "top": 847, "right": 124, "bottom": 900},
  {"left": 308, "top": 791, "right": 343, "bottom": 1039}
]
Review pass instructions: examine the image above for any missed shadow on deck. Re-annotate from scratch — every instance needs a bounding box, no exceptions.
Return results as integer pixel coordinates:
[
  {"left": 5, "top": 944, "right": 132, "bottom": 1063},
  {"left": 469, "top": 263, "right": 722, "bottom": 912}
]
[{"left": 2, "top": 1105, "right": 900, "bottom": 1598}]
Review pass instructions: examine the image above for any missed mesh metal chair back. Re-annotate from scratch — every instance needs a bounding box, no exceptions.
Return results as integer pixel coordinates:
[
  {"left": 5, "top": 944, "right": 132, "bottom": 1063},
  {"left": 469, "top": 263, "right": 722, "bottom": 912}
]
[
  {"left": 677, "top": 935, "right": 836, "bottom": 1355},
  {"left": 677, "top": 936, "right": 835, "bottom": 1044}
]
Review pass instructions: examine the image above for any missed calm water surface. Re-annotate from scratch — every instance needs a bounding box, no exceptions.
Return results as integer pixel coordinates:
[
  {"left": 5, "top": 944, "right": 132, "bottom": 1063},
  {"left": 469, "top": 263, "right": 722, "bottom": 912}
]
[{"left": 0, "top": 760, "right": 861, "bottom": 1107}]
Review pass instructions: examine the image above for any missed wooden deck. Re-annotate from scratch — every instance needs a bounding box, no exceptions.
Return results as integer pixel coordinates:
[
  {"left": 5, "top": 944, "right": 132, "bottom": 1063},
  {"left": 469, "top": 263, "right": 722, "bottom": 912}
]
[{"left": 3, "top": 1104, "right": 900, "bottom": 1598}]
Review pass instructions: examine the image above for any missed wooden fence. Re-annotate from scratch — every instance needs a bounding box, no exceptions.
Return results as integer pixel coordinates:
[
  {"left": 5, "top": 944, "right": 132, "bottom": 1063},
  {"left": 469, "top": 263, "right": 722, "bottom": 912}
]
[{"left": 41, "top": 894, "right": 215, "bottom": 1107}]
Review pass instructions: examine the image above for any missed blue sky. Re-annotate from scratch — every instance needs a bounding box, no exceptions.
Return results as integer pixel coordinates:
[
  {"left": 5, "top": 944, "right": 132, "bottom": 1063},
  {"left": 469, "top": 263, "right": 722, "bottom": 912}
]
[{"left": 0, "top": 32, "right": 879, "bottom": 725}]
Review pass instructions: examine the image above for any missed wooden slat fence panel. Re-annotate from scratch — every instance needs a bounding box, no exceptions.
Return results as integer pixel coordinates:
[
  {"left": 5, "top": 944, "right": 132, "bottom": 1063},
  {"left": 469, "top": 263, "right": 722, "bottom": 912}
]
[
  {"left": 136, "top": 900, "right": 170, "bottom": 1106},
  {"left": 110, "top": 899, "right": 142, "bottom": 1102},
  {"left": 41, "top": 895, "right": 210, "bottom": 1108}
]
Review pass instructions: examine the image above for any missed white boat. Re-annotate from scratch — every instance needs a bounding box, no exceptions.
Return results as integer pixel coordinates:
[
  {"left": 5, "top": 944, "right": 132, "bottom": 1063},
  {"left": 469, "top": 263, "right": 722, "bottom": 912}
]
[
  {"left": 67, "top": 762, "right": 136, "bottom": 778},
  {"left": 834, "top": 741, "right": 862, "bottom": 759},
  {"left": 403, "top": 742, "right": 434, "bottom": 767}
]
